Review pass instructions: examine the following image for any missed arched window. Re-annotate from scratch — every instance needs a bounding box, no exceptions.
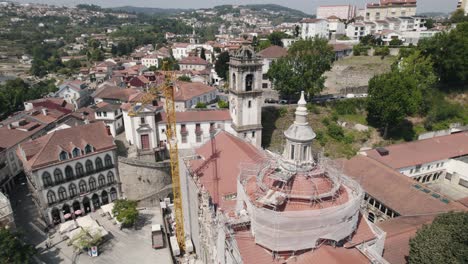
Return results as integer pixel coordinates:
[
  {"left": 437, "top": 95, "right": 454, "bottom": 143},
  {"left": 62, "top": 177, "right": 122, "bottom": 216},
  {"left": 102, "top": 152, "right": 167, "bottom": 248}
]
[
  {"left": 47, "top": 191, "right": 56, "bottom": 204},
  {"left": 89, "top": 177, "right": 97, "bottom": 191},
  {"left": 69, "top": 183, "right": 77, "bottom": 198},
  {"left": 72, "top": 148, "right": 81, "bottom": 158},
  {"left": 85, "top": 160, "right": 94, "bottom": 174},
  {"left": 245, "top": 74, "right": 253, "bottom": 91},
  {"left": 98, "top": 174, "right": 106, "bottom": 187},
  {"left": 104, "top": 155, "right": 112, "bottom": 168},
  {"left": 76, "top": 162, "right": 84, "bottom": 177},
  {"left": 58, "top": 187, "right": 67, "bottom": 201},
  {"left": 59, "top": 151, "right": 68, "bottom": 161},
  {"left": 95, "top": 157, "right": 103, "bottom": 171},
  {"left": 65, "top": 166, "right": 74, "bottom": 181},
  {"left": 110, "top": 187, "right": 117, "bottom": 201},
  {"left": 85, "top": 144, "right": 93, "bottom": 154},
  {"left": 79, "top": 180, "right": 87, "bottom": 194},
  {"left": 54, "top": 169, "right": 64, "bottom": 184},
  {"left": 42, "top": 172, "right": 53, "bottom": 187},
  {"left": 107, "top": 171, "right": 115, "bottom": 184}
]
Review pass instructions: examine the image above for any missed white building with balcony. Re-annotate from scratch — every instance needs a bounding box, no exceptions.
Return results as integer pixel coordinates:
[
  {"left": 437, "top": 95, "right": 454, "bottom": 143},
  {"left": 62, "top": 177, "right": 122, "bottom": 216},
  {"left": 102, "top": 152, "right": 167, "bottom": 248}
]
[{"left": 17, "top": 122, "right": 122, "bottom": 226}]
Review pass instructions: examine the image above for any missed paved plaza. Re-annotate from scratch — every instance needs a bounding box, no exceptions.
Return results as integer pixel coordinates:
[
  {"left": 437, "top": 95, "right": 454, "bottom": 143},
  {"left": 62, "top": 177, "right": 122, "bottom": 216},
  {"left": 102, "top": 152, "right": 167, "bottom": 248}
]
[{"left": 10, "top": 176, "right": 172, "bottom": 264}]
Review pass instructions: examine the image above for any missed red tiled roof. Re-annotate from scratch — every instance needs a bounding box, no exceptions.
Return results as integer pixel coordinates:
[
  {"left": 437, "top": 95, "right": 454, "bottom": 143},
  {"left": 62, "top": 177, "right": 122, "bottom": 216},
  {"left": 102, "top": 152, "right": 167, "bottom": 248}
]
[
  {"left": 173, "top": 42, "right": 190, "bottom": 48},
  {"left": 234, "top": 230, "right": 370, "bottom": 264},
  {"left": 179, "top": 56, "right": 209, "bottom": 65},
  {"left": 377, "top": 215, "right": 435, "bottom": 264},
  {"left": 26, "top": 98, "right": 74, "bottom": 113},
  {"left": 258, "top": 45, "right": 288, "bottom": 59},
  {"left": 364, "top": 132, "right": 468, "bottom": 169},
  {"left": 160, "top": 110, "right": 231, "bottom": 124},
  {"left": 18, "top": 122, "right": 115, "bottom": 170},
  {"left": 189, "top": 131, "right": 264, "bottom": 206},
  {"left": 333, "top": 43, "right": 352, "bottom": 52},
  {"left": 0, "top": 122, "right": 45, "bottom": 149},
  {"left": 93, "top": 85, "right": 142, "bottom": 102},
  {"left": 343, "top": 156, "right": 466, "bottom": 216},
  {"left": 173, "top": 81, "right": 216, "bottom": 101}
]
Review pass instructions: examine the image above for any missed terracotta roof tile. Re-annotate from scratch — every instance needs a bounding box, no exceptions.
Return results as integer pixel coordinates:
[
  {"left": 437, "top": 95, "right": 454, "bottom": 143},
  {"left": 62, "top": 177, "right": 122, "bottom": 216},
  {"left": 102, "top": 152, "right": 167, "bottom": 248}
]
[
  {"left": 189, "top": 131, "right": 265, "bottom": 206},
  {"left": 179, "top": 56, "right": 209, "bottom": 65},
  {"left": 173, "top": 81, "right": 216, "bottom": 101},
  {"left": 18, "top": 122, "right": 115, "bottom": 170},
  {"left": 364, "top": 132, "right": 468, "bottom": 169},
  {"left": 343, "top": 156, "right": 466, "bottom": 215},
  {"left": 258, "top": 45, "right": 288, "bottom": 59}
]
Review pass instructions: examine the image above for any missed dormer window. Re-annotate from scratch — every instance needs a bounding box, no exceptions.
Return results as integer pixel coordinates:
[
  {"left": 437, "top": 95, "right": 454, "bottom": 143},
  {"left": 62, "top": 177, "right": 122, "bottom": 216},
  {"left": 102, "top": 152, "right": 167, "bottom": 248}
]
[
  {"left": 85, "top": 144, "right": 93, "bottom": 154},
  {"left": 59, "top": 151, "right": 68, "bottom": 161},
  {"left": 72, "top": 148, "right": 81, "bottom": 158}
]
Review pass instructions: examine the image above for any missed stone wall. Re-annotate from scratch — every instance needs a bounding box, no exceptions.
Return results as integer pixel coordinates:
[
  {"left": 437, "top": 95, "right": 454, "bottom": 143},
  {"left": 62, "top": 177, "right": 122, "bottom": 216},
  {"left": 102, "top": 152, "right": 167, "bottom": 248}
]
[{"left": 118, "top": 157, "right": 172, "bottom": 206}]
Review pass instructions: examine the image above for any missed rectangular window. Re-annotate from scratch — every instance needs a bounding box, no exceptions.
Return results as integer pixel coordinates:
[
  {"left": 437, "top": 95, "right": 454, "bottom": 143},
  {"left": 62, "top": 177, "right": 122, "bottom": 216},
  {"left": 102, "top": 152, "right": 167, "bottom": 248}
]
[
  {"left": 262, "top": 83, "right": 268, "bottom": 89},
  {"left": 290, "top": 145, "right": 295, "bottom": 160},
  {"left": 251, "top": 131, "right": 255, "bottom": 138},
  {"left": 103, "top": 112, "right": 107, "bottom": 117},
  {"left": 97, "top": 112, "right": 102, "bottom": 117},
  {"left": 248, "top": 101, "right": 252, "bottom": 108},
  {"left": 262, "top": 74, "right": 268, "bottom": 80},
  {"left": 410, "top": 168, "right": 414, "bottom": 174},
  {"left": 140, "top": 117, "right": 145, "bottom": 124}
]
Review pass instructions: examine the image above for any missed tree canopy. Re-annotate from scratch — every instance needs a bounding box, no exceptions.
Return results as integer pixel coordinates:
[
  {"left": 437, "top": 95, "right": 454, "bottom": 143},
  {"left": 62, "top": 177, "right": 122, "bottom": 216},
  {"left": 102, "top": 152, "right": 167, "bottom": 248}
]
[
  {"left": 409, "top": 212, "right": 468, "bottom": 264},
  {"left": 267, "top": 31, "right": 289, "bottom": 47},
  {"left": 214, "top": 51, "right": 230, "bottom": 80},
  {"left": 366, "top": 51, "right": 436, "bottom": 138},
  {"left": 0, "top": 228, "right": 36, "bottom": 264},
  {"left": 418, "top": 22, "right": 468, "bottom": 86},
  {"left": 112, "top": 199, "right": 138, "bottom": 227},
  {"left": 267, "top": 38, "right": 334, "bottom": 99}
]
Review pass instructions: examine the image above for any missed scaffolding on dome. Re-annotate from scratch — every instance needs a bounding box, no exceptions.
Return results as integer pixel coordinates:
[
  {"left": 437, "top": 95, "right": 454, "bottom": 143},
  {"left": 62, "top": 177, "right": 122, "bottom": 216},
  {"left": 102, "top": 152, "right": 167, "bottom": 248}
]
[{"left": 233, "top": 151, "right": 365, "bottom": 253}]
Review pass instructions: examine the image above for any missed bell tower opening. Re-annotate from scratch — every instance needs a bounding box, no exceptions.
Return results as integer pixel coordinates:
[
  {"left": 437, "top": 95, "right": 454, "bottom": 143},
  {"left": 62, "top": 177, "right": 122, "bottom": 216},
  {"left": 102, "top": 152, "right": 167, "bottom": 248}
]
[{"left": 245, "top": 74, "right": 253, "bottom": 91}]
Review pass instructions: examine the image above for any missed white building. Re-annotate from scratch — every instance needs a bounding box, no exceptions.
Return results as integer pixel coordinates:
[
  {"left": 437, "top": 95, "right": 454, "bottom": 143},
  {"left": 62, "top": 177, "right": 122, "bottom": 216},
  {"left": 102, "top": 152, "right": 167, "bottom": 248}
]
[
  {"left": 327, "top": 16, "right": 346, "bottom": 37},
  {"left": 161, "top": 81, "right": 217, "bottom": 112},
  {"left": 361, "top": 132, "right": 468, "bottom": 189},
  {"left": 317, "top": 5, "right": 356, "bottom": 20},
  {"left": 141, "top": 54, "right": 159, "bottom": 69},
  {"left": 179, "top": 56, "right": 210, "bottom": 71},
  {"left": 365, "top": 0, "right": 417, "bottom": 21},
  {"left": 94, "top": 102, "right": 124, "bottom": 137},
  {"left": 300, "top": 19, "right": 329, "bottom": 39},
  {"left": 17, "top": 122, "right": 122, "bottom": 225},
  {"left": 55, "top": 80, "right": 91, "bottom": 110},
  {"left": 458, "top": 0, "right": 468, "bottom": 15},
  {"left": 172, "top": 43, "right": 190, "bottom": 60}
]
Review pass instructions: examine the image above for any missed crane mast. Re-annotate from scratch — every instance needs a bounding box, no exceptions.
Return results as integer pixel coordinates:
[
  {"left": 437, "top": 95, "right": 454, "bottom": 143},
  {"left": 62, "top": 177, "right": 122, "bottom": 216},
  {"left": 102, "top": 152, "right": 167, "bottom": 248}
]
[{"left": 162, "top": 71, "right": 186, "bottom": 252}]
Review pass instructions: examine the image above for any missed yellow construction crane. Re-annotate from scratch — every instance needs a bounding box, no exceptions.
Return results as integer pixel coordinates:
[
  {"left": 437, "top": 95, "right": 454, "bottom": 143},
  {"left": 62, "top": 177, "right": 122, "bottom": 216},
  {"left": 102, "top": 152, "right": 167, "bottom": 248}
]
[{"left": 128, "top": 63, "right": 186, "bottom": 252}]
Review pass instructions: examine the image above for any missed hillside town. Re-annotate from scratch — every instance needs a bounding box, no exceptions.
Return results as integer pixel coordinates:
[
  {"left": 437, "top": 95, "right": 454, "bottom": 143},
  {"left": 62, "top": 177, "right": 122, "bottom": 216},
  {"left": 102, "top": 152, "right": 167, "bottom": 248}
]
[{"left": 0, "top": 0, "right": 467, "bottom": 264}]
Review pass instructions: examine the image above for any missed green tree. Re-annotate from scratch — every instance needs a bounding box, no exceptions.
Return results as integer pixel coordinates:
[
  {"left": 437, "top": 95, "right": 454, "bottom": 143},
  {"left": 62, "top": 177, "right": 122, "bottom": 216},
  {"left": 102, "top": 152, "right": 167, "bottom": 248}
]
[
  {"left": 268, "top": 31, "right": 288, "bottom": 47},
  {"left": 267, "top": 38, "right": 334, "bottom": 99},
  {"left": 70, "top": 228, "right": 103, "bottom": 251},
  {"left": 214, "top": 51, "right": 230, "bottom": 80},
  {"left": 366, "top": 71, "right": 421, "bottom": 138},
  {"left": 257, "top": 40, "right": 272, "bottom": 51},
  {"left": 148, "top": 65, "right": 157, "bottom": 71},
  {"left": 418, "top": 22, "right": 468, "bottom": 86},
  {"left": 195, "top": 102, "right": 207, "bottom": 108},
  {"left": 425, "top": 18, "right": 435, "bottom": 29},
  {"left": 177, "top": 75, "right": 191, "bottom": 82},
  {"left": 217, "top": 100, "right": 229, "bottom": 109},
  {"left": 409, "top": 212, "right": 468, "bottom": 264},
  {"left": 112, "top": 199, "right": 138, "bottom": 227},
  {"left": 360, "top": 35, "right": 376, "bottom": 46},
  {"left": 450, "top": 9, "right": 468, "bottom": 23},
  {"left": 0, "top": 228, "right": 36, "bottom": 263},
  {"left": 389, "top": 38, "right": 403, "bottom": 46}
]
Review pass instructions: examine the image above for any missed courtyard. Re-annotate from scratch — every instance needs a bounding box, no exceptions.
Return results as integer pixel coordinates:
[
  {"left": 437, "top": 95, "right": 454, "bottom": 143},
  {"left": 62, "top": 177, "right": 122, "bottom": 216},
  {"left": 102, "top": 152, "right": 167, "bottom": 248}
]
[{"left": 10, "top": 176, "right": 172, "bottom": 264}]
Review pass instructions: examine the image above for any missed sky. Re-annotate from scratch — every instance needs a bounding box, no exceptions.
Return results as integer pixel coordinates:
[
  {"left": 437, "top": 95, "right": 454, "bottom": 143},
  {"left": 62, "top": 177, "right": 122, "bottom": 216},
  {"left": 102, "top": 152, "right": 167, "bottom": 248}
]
[{"left": 13, "top": 0, "right": 458, "bottom": 14}]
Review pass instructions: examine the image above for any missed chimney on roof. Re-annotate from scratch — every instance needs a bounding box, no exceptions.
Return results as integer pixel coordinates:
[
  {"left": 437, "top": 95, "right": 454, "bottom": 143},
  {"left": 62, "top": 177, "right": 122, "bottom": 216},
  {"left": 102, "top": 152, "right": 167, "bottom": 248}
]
[
  {"left": 41, "top": 108, "right": 48, "bottom": 116},
  {"left": 376, "top": 147, "right": 389, "bottom": 156},
  {"left": 106, "top": 125, "right": 112, "bottom": 136}
]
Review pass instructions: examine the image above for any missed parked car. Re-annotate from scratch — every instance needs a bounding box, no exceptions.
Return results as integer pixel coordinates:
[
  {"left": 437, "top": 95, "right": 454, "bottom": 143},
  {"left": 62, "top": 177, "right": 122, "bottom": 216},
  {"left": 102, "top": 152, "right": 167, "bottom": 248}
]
[{"left": 264, "top": 98, "right": 278, "bottom": 103}]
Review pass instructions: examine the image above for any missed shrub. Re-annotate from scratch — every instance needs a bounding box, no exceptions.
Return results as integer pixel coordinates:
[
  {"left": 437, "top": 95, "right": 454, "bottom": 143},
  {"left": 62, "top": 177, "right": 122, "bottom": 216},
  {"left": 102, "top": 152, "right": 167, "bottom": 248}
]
[
  {"left": 217, "top": 100, "right": 229, "bottom": 109},
  {"left": 278, "top": 107, "right": 288, "bottom": 117},
  {"left": 374, "top": 46, "right": 390, "bottom": 56},
  {"left": 112, "top": 199, "right": 139, "bottom": 227},
  {"left": 331, "top": 98, "right": 367, "bottom": 115},
  {"left": 195, "top": 102, "right": 207, "bottom": 108},
  {"left": 327, "top": 123, "right": 345, "bottom": 141}
]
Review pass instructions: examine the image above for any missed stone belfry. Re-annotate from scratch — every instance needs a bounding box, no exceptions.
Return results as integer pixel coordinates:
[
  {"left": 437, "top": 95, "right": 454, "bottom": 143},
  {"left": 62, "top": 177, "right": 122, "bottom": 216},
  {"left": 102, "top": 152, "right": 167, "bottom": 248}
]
[
  {"left": 282, "top": 91, "right": 316, "bottom": 162},
  {"left": 228, "top": 45, "right": 263, "bottom": 147}
]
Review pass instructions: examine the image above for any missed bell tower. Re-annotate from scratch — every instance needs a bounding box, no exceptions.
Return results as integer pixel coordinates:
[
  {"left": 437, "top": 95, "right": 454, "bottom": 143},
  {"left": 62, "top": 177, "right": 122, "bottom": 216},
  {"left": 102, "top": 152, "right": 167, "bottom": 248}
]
[{"left": 228, "top": 45, "right": 263, "bottom": 147}]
